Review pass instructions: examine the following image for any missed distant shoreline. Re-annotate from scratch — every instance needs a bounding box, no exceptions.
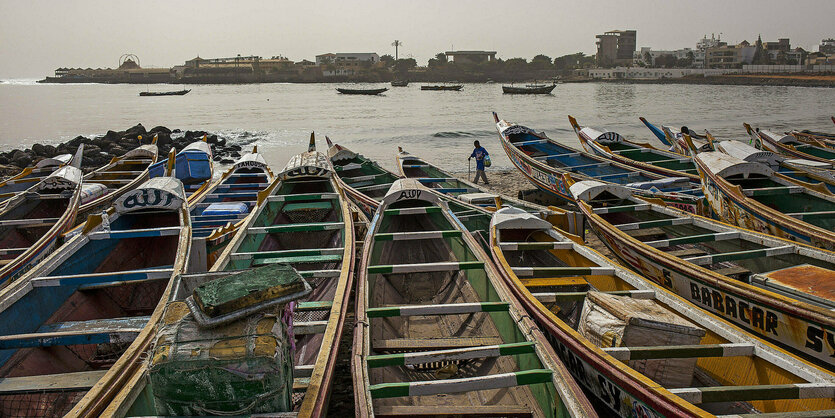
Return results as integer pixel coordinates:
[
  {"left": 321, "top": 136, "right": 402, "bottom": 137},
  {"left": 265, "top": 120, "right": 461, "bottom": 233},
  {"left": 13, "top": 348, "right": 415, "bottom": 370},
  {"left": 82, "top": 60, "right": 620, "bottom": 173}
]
[{"left": 568, "top": 74, "right": 835, "bottom": 88}]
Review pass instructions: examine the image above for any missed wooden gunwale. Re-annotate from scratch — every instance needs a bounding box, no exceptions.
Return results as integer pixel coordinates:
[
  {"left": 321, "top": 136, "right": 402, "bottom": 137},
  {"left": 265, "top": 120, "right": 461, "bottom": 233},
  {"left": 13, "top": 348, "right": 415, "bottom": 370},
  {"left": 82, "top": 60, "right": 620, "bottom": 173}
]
[{"left": 75, "top": 148, "right": 159, "bottom": 224}]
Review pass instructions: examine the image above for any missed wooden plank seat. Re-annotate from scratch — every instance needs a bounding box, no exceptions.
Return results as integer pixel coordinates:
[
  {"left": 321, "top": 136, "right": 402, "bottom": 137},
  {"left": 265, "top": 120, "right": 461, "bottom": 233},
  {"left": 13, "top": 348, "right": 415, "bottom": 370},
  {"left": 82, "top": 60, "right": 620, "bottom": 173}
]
[
  {"left": 644, "top": 232, "right": 739, "bottom": 248},
  {"left": 603, "top": 343, "right": 754, "bottom": 361},
  {"left": 355, "top": 183, "right": 395, "bottom": 192},
  {"left": 434, "top": 188, "right": 480, "bottom": 194},
  {"left": 298, "top": 270, "right": 342, "bottom": 279},
  {"left": 375, "top": 230, "right": 462, "bottom": 241},
  {"left": 373, "top": 337, "right": 504, "bottom": 351},
  {"left": 282, "top": 201, "right": 333, "bottom": 212},
  {"left": 592, "top": 204, "right": 650, "bottom": 214},
  {"left": 714, "top": 265, "right": 753, "bottom": 277},
  {"left": 0, "top": 370, "right": 109, "bottom": 394},
  {"left": 92, "top": 170, "right": 145, "bottom": 176},
  {"left": 400, "top": 163, "right": 429, "bottom": 168},
  {"left": 384, "top": 207, "right": 443, "bottom": 216},
  {"left": 499, "top": 242, "right": 574, "bottom": 251},
  {"left": 192, "top": 217, "right": 247, "bottom": 228},
  {"left": 668, "top": 248, "right": 709, "bottom": 258},
  {"left": 368, "top": 369, "right": 553, "bottom": 399},
  {"left": 213, "top": 183, "right": 270, "bottom": 191},
  {"left": 563, "top": 162, "right": 611, "bottom": 172},
  {"left": 293, "top": 377, "right": 310, "bottom": 391},
  {"left": 0, "top": 218, "right": 59, "bottom": 227},
  {"left": 253, "top": 254, "right": 343, "bottom": 267},
  {"left": 416, "top": 177, "right": 458, "bottom": 183},
  {"left": 626, "top": 227, "right": 669, "bottom": 240},
  {"left": 345, "top": 173, "right": 390, "bottom": 183},
  {"left": 669, "top": 383, "right": 835, "bottom": 404},
  {"left": 533, "top": 289, "right": 654, "bottom": 303},
  {"left": 373, "top": 405, "right": 533, "bottom": 417},
  {"left": 88, "top": 227, "right": 181, "bottom": 240},
  {"left": 366, "top": 342, "right": 536, "bottom": 368},
  {"left": 192, "top": 213, "right": 248, "bottom": 223},
  {"left": 248, "top": 222, "right": 343, "bottom": 234},
  {"left": 367, "top": 302, "right": 508, "bottom": 318},
  {"left": 511, "top": 266, "right": 615, "bottom": 277},
  {"left": 743, "top": 186, "right": 804, "bottom": 197},
  {"left": 594, "top": 172, "right": 643, "bottom": 181},
  {"left": 683, "top": 245, "right": 795, "bottom": 266},
  {"left": 367, "top": 261, "right": 484, "bottom": 275},
  {"left": 232, "top": 247, "right": 344, "bottom": 261},
  {"left": 786, "top": 210, "right": 835, "bottom": 220},
  {"left": 513, "top": 139, "right": 549, "bottom": 147},
  {"left": 267, "top": 193, "right": 339, "bottom": 202},
  {"left": 616, "top": 217, "right": 692, "bottom": 231},
  {"left": 0, "top": 316, "right": 148, "bottom": 349},
  {"left": 203, "top": 191, "right": 259, "bottom": 199},
  {"left": 31, "top": 268, "right": 174, "bottom": 288},
  {"left": 296, "top": 301, "right": 333, "bottom": 312},
  {"left": 294, "top": 321, "right": 328, "bottom": 335}
]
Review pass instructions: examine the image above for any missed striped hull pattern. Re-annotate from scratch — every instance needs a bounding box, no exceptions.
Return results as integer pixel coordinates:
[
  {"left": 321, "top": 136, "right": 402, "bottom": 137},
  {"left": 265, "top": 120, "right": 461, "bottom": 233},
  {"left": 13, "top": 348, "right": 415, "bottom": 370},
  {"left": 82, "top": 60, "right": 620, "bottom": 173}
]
[
  {"left": 695, "top": 159, "right": 835, "bottom": 251},
  {"left": 579, "top": 203, "right": 835, "bottom": 369}
]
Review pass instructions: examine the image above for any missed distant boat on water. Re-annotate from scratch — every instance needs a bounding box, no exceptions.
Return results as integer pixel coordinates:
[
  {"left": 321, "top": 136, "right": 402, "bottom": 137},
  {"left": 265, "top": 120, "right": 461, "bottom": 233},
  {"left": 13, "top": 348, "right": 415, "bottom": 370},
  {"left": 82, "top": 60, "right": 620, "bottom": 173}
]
[
  {"left": 502, "top": 81, "right": 556, "bottom": 94},
  {"left": 390, "top": 80, "right": 409, "bottom": 87},
  {"left": 336, "top": 87, "right": 388, "bottom": 95},
  {"left": 139, "top": 89, "right": 191, "bottom": 97},
  {"left": 421, "top": 84, "right": 463, "bottom": 91}
]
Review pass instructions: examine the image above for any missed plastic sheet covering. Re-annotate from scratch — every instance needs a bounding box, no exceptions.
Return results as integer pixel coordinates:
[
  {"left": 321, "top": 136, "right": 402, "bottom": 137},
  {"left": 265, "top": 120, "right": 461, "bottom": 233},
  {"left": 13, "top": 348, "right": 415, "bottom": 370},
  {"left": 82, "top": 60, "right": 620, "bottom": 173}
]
[
  {"left": 149, "top": 301, "right": 294, "bottom": 415},
  {"left": 578, "top": 291, "right": 705, "bottom": 388},
  {"left": 80, "top": 183, "right": 108, "bottom": 204},
  {"left": 202, "top": 202, "right": 249, "bottom": 216}
]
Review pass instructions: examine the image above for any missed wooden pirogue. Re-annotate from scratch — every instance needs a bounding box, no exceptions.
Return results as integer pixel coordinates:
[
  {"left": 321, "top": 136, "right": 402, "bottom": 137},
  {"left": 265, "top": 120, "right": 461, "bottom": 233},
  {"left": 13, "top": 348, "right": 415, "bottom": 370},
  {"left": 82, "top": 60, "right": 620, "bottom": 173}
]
[
  {"left": 570, "top": 115, "right": 702, "bottom": 181},
  {"left": 692, "top": 150, "right": 835, "bottom": 250},
  {"left": 186, "top": 146, "right": 274, "bottom": 270},
  {"left": 494, "top": 112, "right": 706, "bottom": 215},
  {"left": 327, "top": 139, "right": 583, "bottom": 248},
  {"left": 0, "top": 166, "right": 191, "bottom": 417},
  {"left": 0, "top": 146, "right": 84, "bottom": 288},
  {"left": 353, "top": 179, "right": 593, "bottom": 417},
  {"left": 490, "top": 205, "right": 835, "bottom": 416},
  {"left": 74, "top": 141, "right": 159, "bottom": 225},
  {"left": 0, "top": 153, "right": 72, "bottom": 204},
  {"left": 639, "top": 116, "right": 712, "bottom": 156},
  {"left": 746, "top": 123, "right": 835, "bottom": 164},
  {"left": 92, "top": 140, "right": 353, "bottom": 416},
  {"left": 568, "top": 178, "right": 835, "bottom": 370},
  {"left": 211, "top": 142, "right": 354, "bottom": 415}
]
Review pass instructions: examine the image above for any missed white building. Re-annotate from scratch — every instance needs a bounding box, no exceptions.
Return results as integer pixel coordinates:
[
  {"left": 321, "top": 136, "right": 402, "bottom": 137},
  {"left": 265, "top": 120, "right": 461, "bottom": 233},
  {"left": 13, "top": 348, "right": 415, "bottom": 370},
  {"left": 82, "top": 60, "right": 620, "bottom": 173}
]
[{"left": 315, "top": 53, "right": 380, "bottom": 66}]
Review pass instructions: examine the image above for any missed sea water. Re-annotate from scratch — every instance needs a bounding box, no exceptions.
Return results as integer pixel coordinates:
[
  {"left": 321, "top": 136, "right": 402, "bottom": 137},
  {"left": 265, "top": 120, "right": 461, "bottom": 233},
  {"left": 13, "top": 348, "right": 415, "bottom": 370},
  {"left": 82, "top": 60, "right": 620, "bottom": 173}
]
[{"left": 1, "top": 80, "right": 833, "bottom": 173}]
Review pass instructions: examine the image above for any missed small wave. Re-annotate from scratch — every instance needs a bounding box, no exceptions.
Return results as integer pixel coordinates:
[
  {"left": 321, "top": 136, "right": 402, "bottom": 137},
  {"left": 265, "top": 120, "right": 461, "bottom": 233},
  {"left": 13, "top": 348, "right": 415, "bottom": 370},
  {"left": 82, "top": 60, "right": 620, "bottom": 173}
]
[
  {"left": 0, "top": 79, "right": 42, "bottom": 86},
  {"left": 432, "top": 130, "right": 494, "bottom": 138}
]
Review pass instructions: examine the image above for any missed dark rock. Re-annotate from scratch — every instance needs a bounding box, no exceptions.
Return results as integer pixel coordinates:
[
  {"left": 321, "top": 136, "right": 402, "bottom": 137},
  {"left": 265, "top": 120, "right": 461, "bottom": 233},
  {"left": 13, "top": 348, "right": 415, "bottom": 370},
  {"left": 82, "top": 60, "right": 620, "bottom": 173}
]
[
  {"left": 32, "top": 143, "right": 50, "bottom": 157},
  {"left": 228, "top": 145, "right": 242, "bottom": 152},
  {"left": 155, "top": 132, "right": 172, "bottom": 147},
  {"left": 172, "top": 129, "right": 181, "bottom": 134},
  {"left": 220, "top": 158, "right": 234, "bottom": 164},
  {"left": 119, "top": 137, "right": 139, "bottom": 148},
  {"left": 124, "top": 123, "right": 146, "bottom": 139},
  {"left": 206, "top": 134, "right": 218, "bottom": 144},
  {"left": 103, "top": 130, "right": 121, "bottom": 142},
  {"left": 149, "top": 126, "right": 171, "bottom": 135},
  {"left": 0, "top": 156, "right": 9, "bottom": 165},
  {"left": 217, "top": 138, "right": 227, "bottom": 147},
  {"left": 13, "top": 154, "right": 32, "bottom": 167},
  {"left": 82, "top": 145, "right": 101, "bottom": 155},
  {"left": 68, "top": 135, "right": 88, "bottom": 148},
  {"left": 213, "top": 156, "right": 222, "bottom": 161},
  {"left": 43, "top": 145, "right": 57, "bottom": 157},
  {"left": 230, "top": 151, "right": 241, "bottom": 158},
  {"left": 109, "top": 146, "right": 127, "bottom": 156}
]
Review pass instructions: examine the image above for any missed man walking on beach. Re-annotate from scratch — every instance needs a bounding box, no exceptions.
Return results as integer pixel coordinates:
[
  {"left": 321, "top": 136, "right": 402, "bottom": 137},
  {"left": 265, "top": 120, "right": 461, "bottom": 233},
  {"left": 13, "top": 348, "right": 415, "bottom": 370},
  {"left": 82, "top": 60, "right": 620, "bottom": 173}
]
[{"left": 469, "top": 140, "right": 489, "bottom": 185}]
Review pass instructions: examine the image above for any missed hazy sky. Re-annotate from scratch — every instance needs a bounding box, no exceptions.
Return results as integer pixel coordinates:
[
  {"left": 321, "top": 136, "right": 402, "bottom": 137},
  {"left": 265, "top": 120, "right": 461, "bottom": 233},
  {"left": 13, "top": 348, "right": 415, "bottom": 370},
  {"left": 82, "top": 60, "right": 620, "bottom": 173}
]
[{"left": 1, "top": 0, "right": 833, "bottom": 78}]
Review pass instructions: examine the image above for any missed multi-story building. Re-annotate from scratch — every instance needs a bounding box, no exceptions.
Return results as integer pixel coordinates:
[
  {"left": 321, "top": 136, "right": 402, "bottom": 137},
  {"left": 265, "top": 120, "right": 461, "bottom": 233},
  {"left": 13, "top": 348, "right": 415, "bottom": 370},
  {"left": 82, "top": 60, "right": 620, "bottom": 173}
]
[
  {"left": 596, "top": 30, "right": 636, "bottom": 67},
  {"left": 633, "top": 47, "right": 696, "bottom": 67},
  {"left": 821, "top": 39, "right": 835, "bottom": 54},
  {"left": 444, "top": 51, "right": 497, "bottom": 64},
  {"left": 315, "top": 53, "right": 381, "bottom": 76},
  {"left": 705, "top": 42, "right": 756, "bottom": 68}
]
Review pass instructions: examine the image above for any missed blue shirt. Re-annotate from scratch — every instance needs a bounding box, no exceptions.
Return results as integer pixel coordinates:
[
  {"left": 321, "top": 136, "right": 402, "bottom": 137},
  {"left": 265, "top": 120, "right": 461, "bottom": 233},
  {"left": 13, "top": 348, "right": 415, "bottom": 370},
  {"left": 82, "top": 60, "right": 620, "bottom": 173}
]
[{"left": 470, "top": 146, "right": 489, "bottom": 170}]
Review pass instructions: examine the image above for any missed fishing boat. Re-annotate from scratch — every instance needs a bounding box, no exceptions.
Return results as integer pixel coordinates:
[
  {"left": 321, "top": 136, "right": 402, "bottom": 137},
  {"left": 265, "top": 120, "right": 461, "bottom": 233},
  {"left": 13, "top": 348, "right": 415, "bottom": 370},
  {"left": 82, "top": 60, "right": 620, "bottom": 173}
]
[
  {"left": 421, "top": 84, "right": 463, "bottom": 91},
  {"left": 0, "top": 153, "right": 73, "bottom": 204},
  {"left": 746, "top": 123, "right": 835, "bottom": 164},
  {"left": 148, "top": 138, "right": 213, "bottom": 197},
  {"left": 571, "top": 115, "right": 701, "bottom": 181},
  {"left": 494, "top": 112, "right": 706, "bottom": 214},
  {"left": 390, "top": 80, "right": 409, "bottom": 87},
  {"left": 88, "top": 137, "right": 355, "bottom": 416},
  {"left": 0, "top": 167, "right": 191, "bottom": 417},
  {"left": 639, "top": 117, "right": 710, "bottom": 155},
  {"left": 186, "top": 146, "right": 274, "bottom": 271},
  {"left": 693, "top": 150, "right": 835, "bottom": 249},
  {"left": 502, "top": 84, "right": 556, "bottom": 94},
  {"left": 714, "top": 139, "right": 835, "bottom": 194},
  {"left": 138, "top": 89, "right": 190, "bottom": 97},
  {"left": 336, "top": 87, "right": 388, "bottom": 95},
  {"left": 75, "top": 142, "right": 159, "bottom": 225},
  {"left": 569, "top": 179, "right": 835, "bottom": 369},
  {"left": 490, "top": 205, "right": 835, "bottom": 416},
  {"left": 353, "top": 179, "right": 593, "bottom": 417},
  {"left": 0, "top": 146, "right": 84, "bottom": 288}
]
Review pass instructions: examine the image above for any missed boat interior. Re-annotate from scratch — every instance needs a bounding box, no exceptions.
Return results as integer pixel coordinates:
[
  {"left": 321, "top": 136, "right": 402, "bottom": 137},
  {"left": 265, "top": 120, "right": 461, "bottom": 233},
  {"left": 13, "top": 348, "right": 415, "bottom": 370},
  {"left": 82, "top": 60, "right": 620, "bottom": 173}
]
[
  {"left": 506, "top": 129, "right": 701, "bottom": 195},
  {"left": 0, "top": 191, "right": 72, "bottom": 266},
  {"left": 584, "top": 192, "right": 835, "bottom": 309},
  {"left": 363, "top": 198, "right": 558, "bottom": 417},
  {"left": 720, "top": 172, "right": 835, "bottom": 230},
  {"left": 332, "top": 155, "right": 400, "bottom": 200},
  {"left": 222, "top": 175, "right": 346, "bottom": 410},
  {"left": 598, "top": 140, "right": 699, "bottom": 174},
  {"left": 85, "top": 156, "right": 154, "bottom": 198},
  {"left": 399, "top": 155, "right": 481, "bottom": 197},
  {"left": 0, "top": 208, "right": 182, "bottom": 416},
  {"left": 189, "top": 166, "right": 271, "bottom": 239},
  {"left": 495, "top": 221, "right": 835, "bottom": 415}
]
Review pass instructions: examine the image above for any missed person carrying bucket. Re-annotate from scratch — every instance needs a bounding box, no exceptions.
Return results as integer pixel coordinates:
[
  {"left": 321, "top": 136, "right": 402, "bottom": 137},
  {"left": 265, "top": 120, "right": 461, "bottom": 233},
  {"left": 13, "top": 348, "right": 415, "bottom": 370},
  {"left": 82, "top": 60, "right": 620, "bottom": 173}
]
[{"left": 468, "top": 140, "right": 490, "bottom": 185}]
